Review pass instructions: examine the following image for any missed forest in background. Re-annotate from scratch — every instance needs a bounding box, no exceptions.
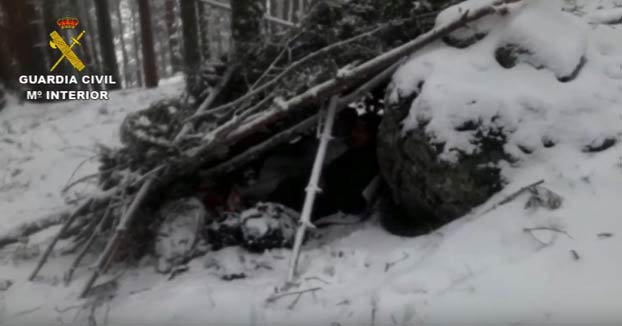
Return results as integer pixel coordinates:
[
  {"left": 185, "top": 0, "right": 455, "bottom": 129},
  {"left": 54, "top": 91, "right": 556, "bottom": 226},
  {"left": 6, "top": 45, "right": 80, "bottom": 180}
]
[{"left": 0, "top": 0, "right": 315, "bottom": 92}]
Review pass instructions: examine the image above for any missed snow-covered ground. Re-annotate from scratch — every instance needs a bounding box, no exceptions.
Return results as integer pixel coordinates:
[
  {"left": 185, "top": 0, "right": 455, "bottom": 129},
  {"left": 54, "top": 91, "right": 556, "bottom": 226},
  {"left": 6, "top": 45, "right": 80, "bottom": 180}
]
[{"left": 2, "top": 0, "right": 622, "bottom": 324}]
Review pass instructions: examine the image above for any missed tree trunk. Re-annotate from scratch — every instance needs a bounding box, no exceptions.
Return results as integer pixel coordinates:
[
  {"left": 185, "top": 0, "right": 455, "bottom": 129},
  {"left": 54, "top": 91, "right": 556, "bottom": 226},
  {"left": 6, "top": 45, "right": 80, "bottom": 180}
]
[
  {"left": 230, "top": 0, "right": 264, "bottom": 60},
  {"left": 116, "top": 0, "right": 131, "bottom": 87},
  {"left": 287, "top": 0, "right": 295, "bottom": 23},
  {"left": 136, "top": 0, "right": 158, "bottom": 88},
  {"left": 0, "top": 8, "right": 14, "bottom": 88},
  {"left": 84, "top": 0, "right": 104, "bottom": 79},
  {"left": 0, "top": 0, "right": 46, "bottom": 76},
  {"left": 130, "top": 1, "right": 143, "bottom": 87},
  {"left": 197, "top": 1, "right": 210, "bottom": 60},
  {"left": 165, "top": 0, "right": 182, "bottom": 72},
  {"left": 72, "top": 0, "right": 102, "bottom": 91},
  {"left": 94, "top": 0, "right": 122, "bottom": 90},
  {"left": 180, "top": 0, "right": 201, "bottom": 70},
  {"left": 297, "top": 0, "right": 304, "bottom": 22}
]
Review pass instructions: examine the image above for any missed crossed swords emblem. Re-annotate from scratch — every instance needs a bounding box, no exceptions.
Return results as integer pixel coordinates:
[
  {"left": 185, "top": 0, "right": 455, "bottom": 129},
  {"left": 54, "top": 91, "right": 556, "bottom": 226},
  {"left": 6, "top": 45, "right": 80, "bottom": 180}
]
[{"left": 49, "top": 30, "right": 86, "bottom": 72}]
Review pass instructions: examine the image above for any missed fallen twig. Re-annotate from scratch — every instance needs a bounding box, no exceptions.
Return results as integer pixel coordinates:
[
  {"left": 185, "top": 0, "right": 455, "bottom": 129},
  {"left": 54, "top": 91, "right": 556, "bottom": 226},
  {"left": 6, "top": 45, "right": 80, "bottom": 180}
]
[
  {"left": 385, "top": 252, "right": 410, "bottom": 272},
  {"left": 570, "top": 249, "right": 580, "bottom": 260},
  {"left": 29, "top": 199, "right": 95, "bottom": 281},
  {"left": 304, "top": 276, "right": 331, "bottom": 285},
  {"left": 523, "top": 226, "right": 574, "bottom": 240},
  {"left": 0, "top": 211, "right": 68, "bottom": 250},
  {"left": 479, "top": 179, "right": 545, "bottom": 216},
  {"left": 65, "top": 202, "right": 114, "bottom": 285},
  {"left": 266, "top": 287, "right": 322, "bottom": 304}
]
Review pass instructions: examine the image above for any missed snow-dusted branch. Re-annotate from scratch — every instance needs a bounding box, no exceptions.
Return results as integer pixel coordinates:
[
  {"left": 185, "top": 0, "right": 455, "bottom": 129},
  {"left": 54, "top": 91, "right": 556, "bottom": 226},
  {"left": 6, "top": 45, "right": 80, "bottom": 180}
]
[{"left": 190, "top": 23, "right": 391, "bottom": 123}]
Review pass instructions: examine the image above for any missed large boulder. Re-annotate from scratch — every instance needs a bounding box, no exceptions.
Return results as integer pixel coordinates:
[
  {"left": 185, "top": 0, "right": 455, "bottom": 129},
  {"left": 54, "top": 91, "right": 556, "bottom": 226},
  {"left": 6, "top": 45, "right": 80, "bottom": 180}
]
[
  {"left": 377, "top": 92, "right": 508, "bottom": 227},
  {"left": 376, "top": 1, "right": 619, "bottom": 230}
]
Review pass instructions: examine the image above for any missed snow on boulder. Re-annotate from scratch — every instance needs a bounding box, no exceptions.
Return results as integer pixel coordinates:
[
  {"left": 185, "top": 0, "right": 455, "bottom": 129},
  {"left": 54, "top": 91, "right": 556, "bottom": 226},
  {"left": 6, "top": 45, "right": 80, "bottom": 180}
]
[
  {"left": 378, "top": 0, "right": 622, "bottom": 226},
  {"left": 436, "top": 0, "right": 520, "bottom": 48},
  {"left": 588, "top": 7, "right": 622, "bottom": 25},
  {"left": 495, "top": 1, "right": 588, "bottom": 81}
]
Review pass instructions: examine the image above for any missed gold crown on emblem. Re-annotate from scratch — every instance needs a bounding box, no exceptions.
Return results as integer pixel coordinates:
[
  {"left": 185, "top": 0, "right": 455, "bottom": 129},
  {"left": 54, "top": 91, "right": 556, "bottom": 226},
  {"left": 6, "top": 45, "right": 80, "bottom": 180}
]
[{"left": 56, "top": 17, "right": 79, "bottom": 29}]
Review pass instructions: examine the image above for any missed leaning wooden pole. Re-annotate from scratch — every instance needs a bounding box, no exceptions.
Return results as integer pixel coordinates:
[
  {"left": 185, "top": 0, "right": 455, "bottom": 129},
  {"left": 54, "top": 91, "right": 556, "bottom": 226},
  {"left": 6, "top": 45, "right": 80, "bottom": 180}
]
[
  {"left": 288, "top": 96, "right": 339, "bottom": 282},
  {"left": 80, "top": 178, "right": 154, "bottom": 298}
]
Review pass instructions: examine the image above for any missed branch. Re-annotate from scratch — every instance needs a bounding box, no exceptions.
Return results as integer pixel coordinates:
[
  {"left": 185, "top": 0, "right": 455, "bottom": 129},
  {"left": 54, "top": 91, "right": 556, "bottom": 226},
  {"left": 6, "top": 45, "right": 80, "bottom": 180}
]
[
  {"left": 61, "top": 172, "right": 101, "bottom": 193},
  {"left": 479, "top": 179, "right": 544, "bottom": 216},
  {"left": 175, "top": 64, "right": 239, "bottom": 142},
  {"left": 250, "top": 32, "right": 304, "bottom": 90},
  {"left": 65, "top": 202, "right": 114, "bottom": 285},
  {"left": 0, "top": 211, "right": 68, "bottom": 250},
  {"left": 199, "top": 60, "right": 396, "bottom": 179},
  {"left": 29, "top": 199, "right": 95, "bottom": 280},
  {"left": 288, "top": 96, "right": 339, "bottom": 282},
  {"left": 186, "top": 0, "right": 523, "bottom": 161},
  {"left": 265, "top": 287, "right": 322, "bottom": 303},
  {"left": 190, "top": 23, "right": 391, "bottom": 122},
  {"left": 523, "top": 226, "right": 574, "bottom": 240},
  {"left": 80, "top": 178, "right": 154, "bottom": 298}
]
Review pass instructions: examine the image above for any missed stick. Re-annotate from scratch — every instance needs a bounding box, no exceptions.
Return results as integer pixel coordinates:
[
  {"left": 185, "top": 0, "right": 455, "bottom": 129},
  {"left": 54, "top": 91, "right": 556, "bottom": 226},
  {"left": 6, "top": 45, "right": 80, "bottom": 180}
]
[
  {"left": 61, "top": 172, "right": 100, "bottom": 193},
  {"left": 175, "top": 65, "right": 239, "bottom": 142},
  {"left": 191, "top": 23, "right": 390, "bottom": 122},
  {"left": 62, "top": 155, "right": 98, "bottom": 192},
  {"left": 478, "top": 179, "right": 544, "bottom": 216},
  {"left": 79, "top": 178, "right": 154, "bottom": 298},
  {"left": 199, "top": 60, "right": 397, "bottom": 179},
  {"left": 29, "top": 199, "right": 94, "bottom": 280},
  {"left": 250, "top": 32, "right": 304, "bottom": 90},
  {"left": 523, "top": 226, "right": 574, "bottom": 240},
  {"left": 0, "top": 211, "right": 68, "bottom": 250},
  {"left": 288, "top": 96, "right": 339, "bottom": 282},
  {"left": 65, "top": 203, "right": 114, "bottom": 285},
  {"left": 266, "top": 287, "right": 322, "bottom": 303}
]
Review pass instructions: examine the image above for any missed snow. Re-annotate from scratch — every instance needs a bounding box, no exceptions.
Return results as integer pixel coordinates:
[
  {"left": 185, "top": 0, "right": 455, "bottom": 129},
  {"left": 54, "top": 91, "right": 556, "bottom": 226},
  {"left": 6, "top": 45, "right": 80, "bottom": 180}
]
[
  {"left": 0, "top": 77, "right": 183, "bottom": 235},
  {"left": 392, "top": 0, "right": 620, "bottom": 163},
  {"left": 2, "top": 1, "right": 622, "bottom": 325}
]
